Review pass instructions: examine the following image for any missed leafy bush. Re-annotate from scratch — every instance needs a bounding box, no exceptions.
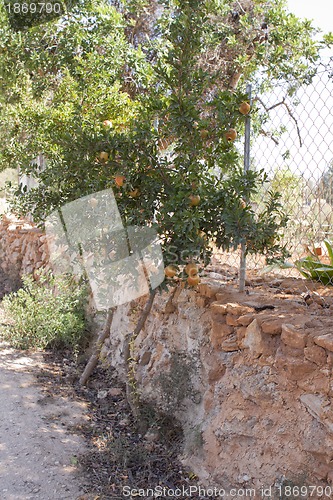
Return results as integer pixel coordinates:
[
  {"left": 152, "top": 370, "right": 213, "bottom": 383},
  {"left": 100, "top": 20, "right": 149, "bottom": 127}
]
[{"left": 1, "top": 271, "right": 89, "bottom": 350}]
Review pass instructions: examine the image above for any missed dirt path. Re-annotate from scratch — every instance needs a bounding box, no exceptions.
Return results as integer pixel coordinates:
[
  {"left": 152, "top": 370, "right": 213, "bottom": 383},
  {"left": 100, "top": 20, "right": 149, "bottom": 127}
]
[{"left": 0, "top": 345, "right": 87, "bottom": 500}]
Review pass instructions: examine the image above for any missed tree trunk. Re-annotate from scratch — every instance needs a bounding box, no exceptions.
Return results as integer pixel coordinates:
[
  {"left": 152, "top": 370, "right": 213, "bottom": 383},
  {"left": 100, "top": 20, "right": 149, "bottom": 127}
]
[
  {"left": 79, "top": 307, "right": 115, "bottom": 386},
  {"left": 124, "top": 289, "right": 157, "bottom": 417}
]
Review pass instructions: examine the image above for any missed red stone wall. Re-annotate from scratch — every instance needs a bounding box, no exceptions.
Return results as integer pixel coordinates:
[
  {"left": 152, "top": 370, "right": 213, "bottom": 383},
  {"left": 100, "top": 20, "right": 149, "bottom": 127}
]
[
  {"left": 0, "top": 214, "right": 50, "bottom": 296},
  {"left": 104, "top": 277, "right": 333, "bottom": 494}
]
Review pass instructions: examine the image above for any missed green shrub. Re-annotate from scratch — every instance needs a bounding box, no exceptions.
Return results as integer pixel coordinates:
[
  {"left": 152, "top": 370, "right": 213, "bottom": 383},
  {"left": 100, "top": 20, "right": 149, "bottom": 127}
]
[{"left": 1, "top": 271, "right": 89, "bottom": 351}]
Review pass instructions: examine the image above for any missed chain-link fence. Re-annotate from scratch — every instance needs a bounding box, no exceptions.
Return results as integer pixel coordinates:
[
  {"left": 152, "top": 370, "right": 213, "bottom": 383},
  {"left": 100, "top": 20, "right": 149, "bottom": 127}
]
[
  {"left": 253, "top": 58, "right": 333, "bottom": 251},
  {"left": 217, "top": 57, "right": 333, "bottom": 286}
]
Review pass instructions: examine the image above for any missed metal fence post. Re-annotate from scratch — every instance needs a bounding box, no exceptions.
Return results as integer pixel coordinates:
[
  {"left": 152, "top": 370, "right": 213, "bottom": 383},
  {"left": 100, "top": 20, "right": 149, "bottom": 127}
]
[{"left": 239, "top": 83, "right": 252, "bottom": 292}]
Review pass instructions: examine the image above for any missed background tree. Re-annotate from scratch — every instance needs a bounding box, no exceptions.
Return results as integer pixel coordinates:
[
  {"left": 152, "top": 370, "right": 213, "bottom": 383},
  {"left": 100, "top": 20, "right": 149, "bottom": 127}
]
[
  {"left": 269, "top": 167, "right": 305, "bottom": 215},
  {"left": 317, "top": 160, "right": 333, "bottom": 205}
]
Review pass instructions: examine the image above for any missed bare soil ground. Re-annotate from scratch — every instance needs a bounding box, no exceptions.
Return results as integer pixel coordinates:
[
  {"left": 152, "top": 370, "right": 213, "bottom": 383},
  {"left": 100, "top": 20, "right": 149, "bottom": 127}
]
[
  {"left": 0, "top": 345, "right": 87, "bottom": 500},
  {"left": 39, "top": 356, "right": 190, "bottom": 499},
  {"left": 0, "top": 344, "right": 190, "bottom": 500}
]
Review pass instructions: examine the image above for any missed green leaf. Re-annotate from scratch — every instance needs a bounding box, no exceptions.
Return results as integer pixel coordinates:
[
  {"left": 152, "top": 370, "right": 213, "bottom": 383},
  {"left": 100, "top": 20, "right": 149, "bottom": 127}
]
[{"left": 323, "top": 239, "right": 333, "bottom": 266}]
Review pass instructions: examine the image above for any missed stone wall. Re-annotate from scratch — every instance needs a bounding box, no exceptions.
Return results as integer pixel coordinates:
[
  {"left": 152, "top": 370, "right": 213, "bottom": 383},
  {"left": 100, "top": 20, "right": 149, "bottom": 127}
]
[
  {"left": 103, "top": 277, "right": 333, "bottom": 495},
  {"left": 0, "top": 214, "right": 50, "bottom": 297},
  {"left": 1, "top": 213, "right": 333, "bottom": 493}
]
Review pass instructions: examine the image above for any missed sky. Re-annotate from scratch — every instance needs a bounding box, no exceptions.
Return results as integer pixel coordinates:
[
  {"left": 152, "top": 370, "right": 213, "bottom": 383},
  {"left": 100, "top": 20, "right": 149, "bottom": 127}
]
[
  {"left": 287, "top": 0, "right": 332, "bottom": 36},
  {"left": 288, "top": 0, "right": 332, "bottom": 60},
  {"left": 286, "top": 0, "right": 333, "bottom": 178}
]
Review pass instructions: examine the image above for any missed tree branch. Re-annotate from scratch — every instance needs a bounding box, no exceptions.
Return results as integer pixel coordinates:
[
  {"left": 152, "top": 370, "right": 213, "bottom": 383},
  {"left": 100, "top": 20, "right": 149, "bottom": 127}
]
[
  {"left": 259, "top": 128, "right": 279, "bottom": 145},
  {"left": 256, "top": 96, "right": 302, "bottom": 147},
  {"left": 282, "top": 100, "right": 303, "bottom": 147}
]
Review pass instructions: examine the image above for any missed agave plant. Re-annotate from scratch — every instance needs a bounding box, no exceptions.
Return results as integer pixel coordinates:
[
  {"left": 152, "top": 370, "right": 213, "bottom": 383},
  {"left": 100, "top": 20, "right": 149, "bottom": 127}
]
[
  {"left": 294, "top": 240, "right": 333, "bottom": 285},
  {"left": 264, "top": 240, "right": 333, "bottom": 286}
]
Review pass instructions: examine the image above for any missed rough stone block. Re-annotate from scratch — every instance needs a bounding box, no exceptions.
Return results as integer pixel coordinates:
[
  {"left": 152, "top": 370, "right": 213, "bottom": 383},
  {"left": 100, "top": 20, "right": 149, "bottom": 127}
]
[
  {"left": 260, "top": 317, "right": 283, "bottom": 335},
  {"left": 286, "top": 360, "right": 317, "bottom": 380},
  {"left": 304, "top": 345, "right": 327, "bottom": 367},
  {"left": 236, "top": 326, "right": 247, "bottom": 343},
  {"left": 226, "top": 314, "right": 239, "bottom": 327},
  {"left": 210, "top": 303, "right": 228, "bottom": 315},
  {"left": 205, "top": 357, "right": 226, "bottom": 383},
  {"left": 221, "top": 333, "right": 238, "bottom": 352},
  {"left": 314, "top": 334, "right": 333, "bottom": 353},
  {"left": 281, "top": 324, "right": 307, "bottom": 349},
  {"left": 240, "top": 319, "right": 263, "bottom": 358},
  {"left": 198, "top": 282, "right": 221, "bottom": 298},
  {"left": 300, "top": 393, "right": 333, "bottom": 434},
  {"left": 280, "top": 344, "right": 304, "bottom": 358},
  {"left": 237, "top": 314, "right": 255, "bottom": 327},
  {"left": 275, "top": 349, "right": 316, "bottom": 381},
  {"left": 196, "top": 296, "right": 208, "bottom": 308},
  {"left": 297, "top": 371, "right": 330, "bottom": 394},
  {"left": 210, "top": 321, "right": 234, "bottom": 349},
  {"left": 226, "top": 303, "right": 254, "bottom": 316}
]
